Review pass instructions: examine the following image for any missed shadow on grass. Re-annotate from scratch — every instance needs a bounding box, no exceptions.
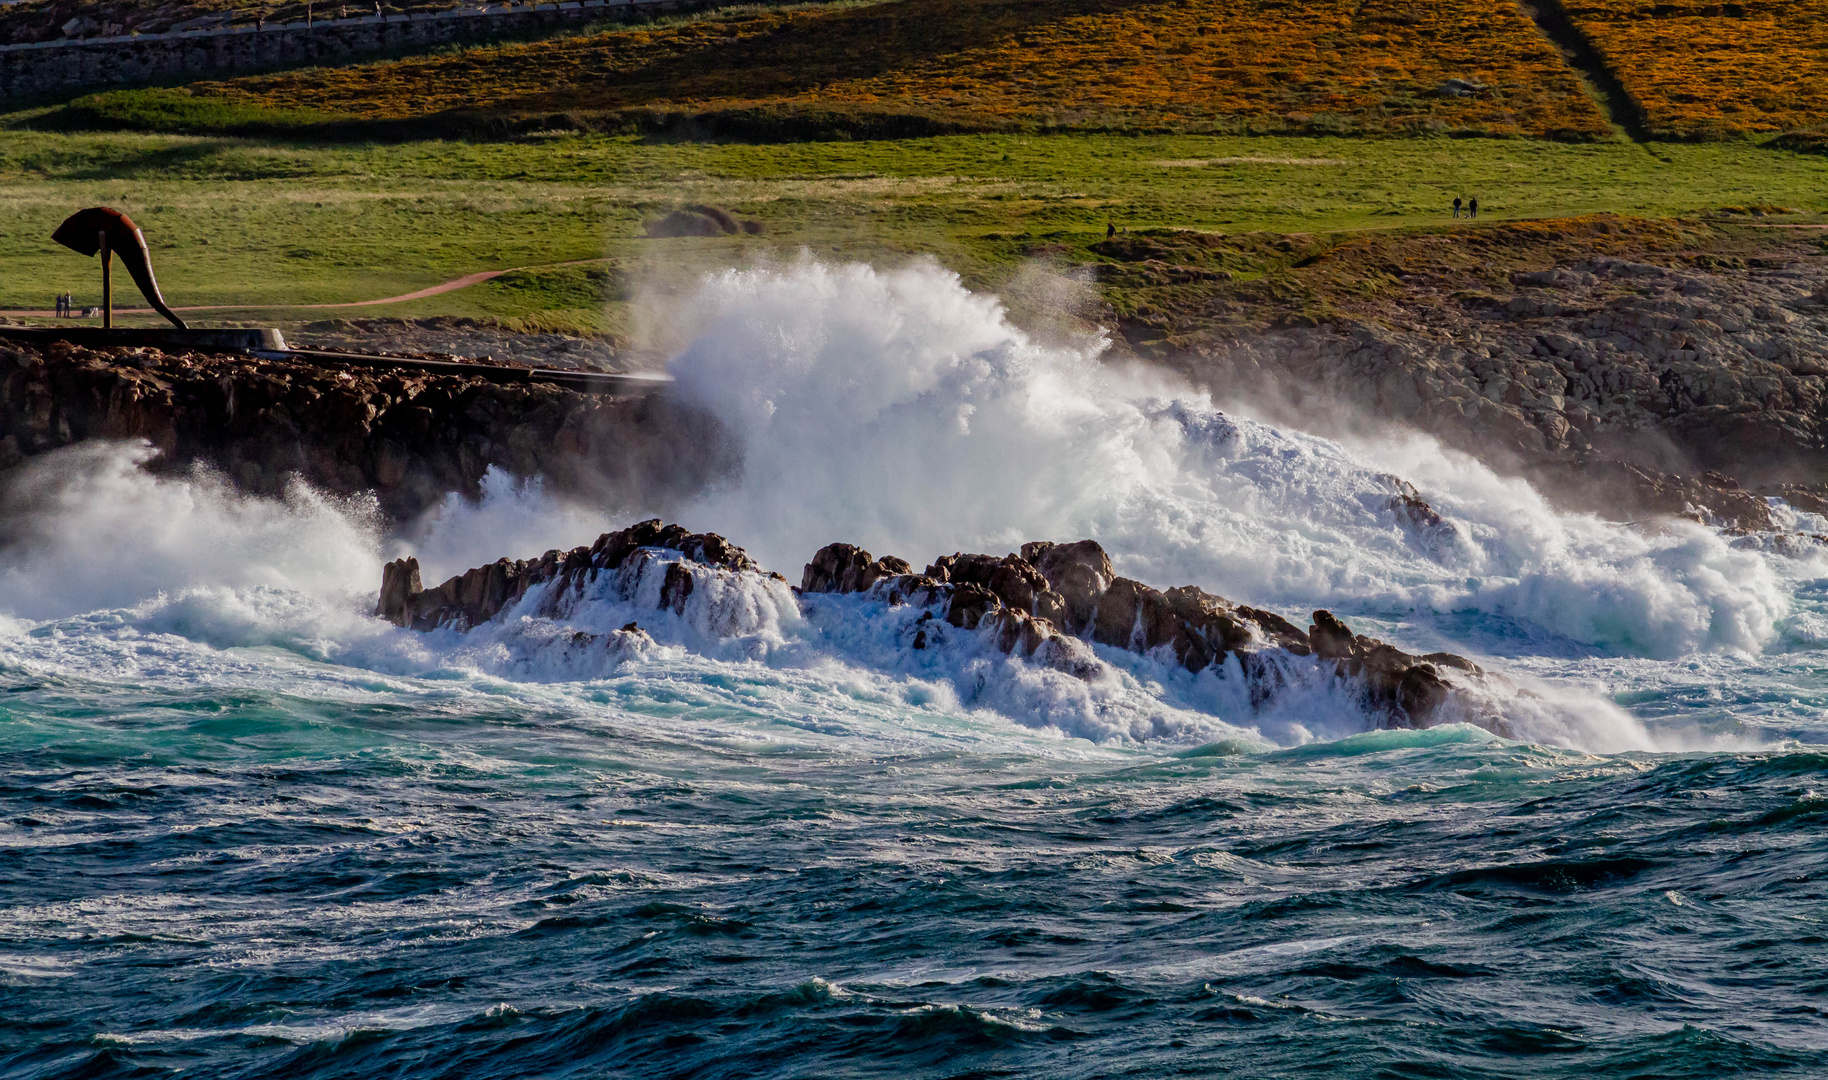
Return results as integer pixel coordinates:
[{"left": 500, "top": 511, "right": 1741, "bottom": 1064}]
[{"left": 32, "top": 89, "right": 1025, "bottom": 145}]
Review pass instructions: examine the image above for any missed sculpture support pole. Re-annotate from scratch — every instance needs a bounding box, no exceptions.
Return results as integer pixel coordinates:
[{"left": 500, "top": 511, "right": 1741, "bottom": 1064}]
[{"left": 98, "top": 229, "right": 112, "bottom": 328}]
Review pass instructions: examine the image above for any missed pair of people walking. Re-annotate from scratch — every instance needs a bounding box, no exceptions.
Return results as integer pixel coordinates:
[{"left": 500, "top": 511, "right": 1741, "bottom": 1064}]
[
  {"left": 1452, "top": 196, "right": 1480, "bottom": 220},
  {"left": 53, "top": 291, "right": 74, "bottom": 317}
]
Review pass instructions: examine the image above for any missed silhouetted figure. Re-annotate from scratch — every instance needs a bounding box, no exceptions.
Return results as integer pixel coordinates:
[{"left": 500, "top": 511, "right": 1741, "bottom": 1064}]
[
  {"left": 1107, "top": 221, "right": 1116, "bottom": 239},
  {"left": 54, "top": 292, "right": 65, "bottom": 317},
  {"left": 50, "top": 207, "right": 189, "bottom": 330},
  {"left": 1468, "top": 197, "right": 1479, "bottom": 220},
  {"left": 1452, "top": 196, "right": 1463, "bottom": 220}
]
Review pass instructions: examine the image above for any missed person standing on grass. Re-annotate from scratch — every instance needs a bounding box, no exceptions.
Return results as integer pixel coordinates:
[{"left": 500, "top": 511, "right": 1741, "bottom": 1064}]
[
  {"left": 1453, "top": 196, "right": 1463, "bottom": 219},
  {"left": 1107, "top": 221, "right": 1117, "bottom": 239},
  {"left": 1469, "top": 197, "right": 1479, "bottom": 219}
]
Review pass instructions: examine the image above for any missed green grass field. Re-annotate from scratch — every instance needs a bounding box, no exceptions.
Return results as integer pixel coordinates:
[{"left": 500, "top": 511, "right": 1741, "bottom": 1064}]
[{"left": 2, "top": 127, "right": 1824, "bottom": 334}]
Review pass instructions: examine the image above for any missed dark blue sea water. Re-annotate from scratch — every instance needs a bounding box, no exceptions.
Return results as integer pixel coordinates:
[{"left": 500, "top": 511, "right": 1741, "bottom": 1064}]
[
  {"left": 4, "top": 682, "right": 1825, "bottom": 1079},
  {"left": 4, "top": 263, "right": 1826, "bottom": 1077}
]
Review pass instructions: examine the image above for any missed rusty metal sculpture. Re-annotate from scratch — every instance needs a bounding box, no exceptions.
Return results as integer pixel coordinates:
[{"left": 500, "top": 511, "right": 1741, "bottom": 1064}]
[{"left": 50, "top": 206, "right": 188, "bottom": 330}]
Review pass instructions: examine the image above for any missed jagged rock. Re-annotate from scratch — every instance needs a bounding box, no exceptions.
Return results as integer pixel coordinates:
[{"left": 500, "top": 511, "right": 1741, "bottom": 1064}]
[
  {"left": 1305, "top": 608, "right": 1485, "bottom": 725},
  {"left": 944, "top": 582, "right": 1002, "bottom": 630},
  {"left": 1023, "top": 539, "right": 1113, "bottom": 632},
  {"left": 0, "top": 339, "right": 731, "bottom": 523},
  {"left": 801, "top": 535, "right": 1475, "bottom": 727},
  {"left": 378, "top": 518, "right": 763, "bottom": 631},
  {"left": 375, "top": 555, "right": 423, "bottom": 624},
  {"left": 1160, "top": 228, "right": 1828, "bottom": 530},
  {"left": 925, "top": 552, "right": 1066, "bottom": 624},
  {"left": 801, "top": 543, "right": 909, "bottom": 593},
  {"left": 1309, "top": 609, "right": 1356, "bottom": 660}
]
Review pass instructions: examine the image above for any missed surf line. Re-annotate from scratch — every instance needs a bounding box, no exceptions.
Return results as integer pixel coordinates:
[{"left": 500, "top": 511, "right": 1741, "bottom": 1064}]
[{"left": 4, "top": 258, "right": 610, "bottom": 318}]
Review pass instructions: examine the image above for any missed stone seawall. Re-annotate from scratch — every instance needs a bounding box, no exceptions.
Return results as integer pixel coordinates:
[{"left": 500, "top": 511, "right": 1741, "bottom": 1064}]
[{"left": 1, "top": 0, "right": 702, "bottom": 100}]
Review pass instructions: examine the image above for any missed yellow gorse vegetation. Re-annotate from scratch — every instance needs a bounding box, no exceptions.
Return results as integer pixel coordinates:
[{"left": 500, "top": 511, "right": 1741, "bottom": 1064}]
[
  {"left": 1564, "top": 0, "right": 1828, "bottom": 136},
  {"left": 191, "top": 0, "right": 1614, "bottom": 137}
]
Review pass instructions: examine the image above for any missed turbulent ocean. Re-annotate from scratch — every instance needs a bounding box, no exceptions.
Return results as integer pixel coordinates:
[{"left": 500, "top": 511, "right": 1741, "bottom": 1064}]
[{"left": 3, "top": 262, "right": 1826, "bottom": 1078}]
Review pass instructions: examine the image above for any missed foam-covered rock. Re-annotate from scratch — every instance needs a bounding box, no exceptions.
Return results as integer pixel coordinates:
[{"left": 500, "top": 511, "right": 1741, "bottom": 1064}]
[
  {"left": 801, "top": 536, "right": 1481, "bottom": 729},
  {"left": 379, "top": 518, "right": 772, "bottom": 632},
  {"left": 380, "top": 522, "right": 1493, "bottom": 731}
]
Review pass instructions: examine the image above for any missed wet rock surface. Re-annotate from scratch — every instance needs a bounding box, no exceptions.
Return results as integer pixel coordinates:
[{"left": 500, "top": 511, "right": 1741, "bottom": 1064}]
[
  {"left": 378, "top": 517, "right": 770, "bottom": 631},
  {"left": 388, "top": 522, "right": 1492, "bottom": 731},
  {"left": 804, "top": 537, "right": 1477, "bottom": 729},
  {"left": 0, "top": 338, "right": 728, "bottom": 519}
]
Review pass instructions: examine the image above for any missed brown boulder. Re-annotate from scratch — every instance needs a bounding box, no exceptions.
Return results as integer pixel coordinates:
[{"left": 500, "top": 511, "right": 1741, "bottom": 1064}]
[
  {"left": 375, "top": 556, "right": 423, "bottom": 626},
  {"left": 1309, "top": 609, "right": 1358, "bottom": 660},
  {"left": 925, "top": 552, "right": 1065, "bottom": 623},
  {"left": 945, "top": 582, "right": 1003, "bottom": 630},
  {"left": 1026, "top": 539, "right": 1115, "bottom": 634},
  {"left": 1091, "top": 576, "right": 1182, "bottom": 653},
  {"left": 802, "top": 542, "right": 912, "bottom": 593}
]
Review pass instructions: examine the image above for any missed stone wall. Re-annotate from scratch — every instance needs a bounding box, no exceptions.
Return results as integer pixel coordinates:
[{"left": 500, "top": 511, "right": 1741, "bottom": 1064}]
[{"left": 0, "top": 0, "right": 702, "bottom": 99}]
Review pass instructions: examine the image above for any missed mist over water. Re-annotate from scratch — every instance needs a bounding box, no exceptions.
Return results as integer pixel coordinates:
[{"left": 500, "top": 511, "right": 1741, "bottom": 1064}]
[{"left": 2, "top": 260, "right": 1826, "bottom": 1078}]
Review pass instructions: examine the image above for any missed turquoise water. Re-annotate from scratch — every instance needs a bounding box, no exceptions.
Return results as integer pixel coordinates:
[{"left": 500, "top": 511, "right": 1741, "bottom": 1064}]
[{"left": 4, "top": 648, "right": 1825, "bottom": 1078}]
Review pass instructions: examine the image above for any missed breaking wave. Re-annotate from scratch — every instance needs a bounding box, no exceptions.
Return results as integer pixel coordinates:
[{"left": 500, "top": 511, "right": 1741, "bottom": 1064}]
[{"left": 1, "top": 259, "right": 1822, "bottom": 752}]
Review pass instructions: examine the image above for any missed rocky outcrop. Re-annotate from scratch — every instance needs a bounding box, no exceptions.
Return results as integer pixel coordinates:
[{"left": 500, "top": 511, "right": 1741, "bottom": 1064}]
[
  {"left": 1306, "top": 609, "right": 1480, "bottom": 725},
  {"left": 1116, "top": 218, "right": 1828, "bottom": 530},
  {"left": 800, "top": 543, "right": 912, "bottom": 594},
  {"left": 377, "top": 518, "right": 768, "bottom": 631},
  {"left": 804, "top": 536, "right": 1476, "bottom": 728},
  {"left": 383, "top": 520, "right": 1491, "bottom": 731},
  {"left": 0, "top": 339, "right": 731, "bottom": 520}
]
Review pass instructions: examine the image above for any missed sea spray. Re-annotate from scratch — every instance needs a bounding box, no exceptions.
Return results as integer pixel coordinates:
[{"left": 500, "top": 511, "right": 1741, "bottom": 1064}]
[
  {"left": 0, "top": 261, "right": 1821, "bottom": 751},
  {"left": 662, "top": 258, "right": 1819, "bottom": 659},
  {"left": 0, "top": 441, "right": 382, "bottom": 622}
]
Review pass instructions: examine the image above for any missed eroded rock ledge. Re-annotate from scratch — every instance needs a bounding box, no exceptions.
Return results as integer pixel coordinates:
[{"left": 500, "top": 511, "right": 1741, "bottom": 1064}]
[
  {"left": 380, "top": 519, "right": 1490, "bottom": 731},
  {"left": 0, "top": 339, "right": 727, "bottom": 519},
  {"left": 377, "top": 518, "right": 776, "bottom": 631},
  {"left": 1119, "top": 217, "right": 1828, "bottom": 529}
]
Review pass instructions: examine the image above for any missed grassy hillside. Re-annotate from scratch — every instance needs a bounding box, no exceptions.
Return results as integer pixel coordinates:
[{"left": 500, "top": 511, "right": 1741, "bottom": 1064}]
[
  {"left": 55, "top": 0, "right": 1615, "bottom": 139},
  {"left": 1563, "top": 0, "right": 1828, "bottom": 137},
  {"left": 1, "top": 129, "right": 1822, "bottom": 333}
]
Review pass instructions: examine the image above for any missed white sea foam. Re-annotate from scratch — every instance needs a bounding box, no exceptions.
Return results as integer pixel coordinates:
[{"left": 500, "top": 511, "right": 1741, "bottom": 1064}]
[
  {"left": 662, "top": 258, "right": 1822, "bottom": 660},
  {"left": 399, "top": 470, "right": 615, "bottom": 584},
  {"left": 0, "top": 260, "right": 1821, "bottom": 752},
  {"left": 0, "top": 442, "right": 382, "bottom": 623}
]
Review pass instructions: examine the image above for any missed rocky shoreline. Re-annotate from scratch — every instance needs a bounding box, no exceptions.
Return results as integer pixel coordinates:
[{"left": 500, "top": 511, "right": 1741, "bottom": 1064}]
[
  {"left": 0, "top": 336, "right": 726, "bottom": 519},
  {"left": 377, "top": 519, "right": 1497, "bottom": 733},
  {"left": 2, "top": 216, "right": 1824, "bottom": 540},
  {"left": 1111, "top": 217, "right": 1828, "bottom": 528}
]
